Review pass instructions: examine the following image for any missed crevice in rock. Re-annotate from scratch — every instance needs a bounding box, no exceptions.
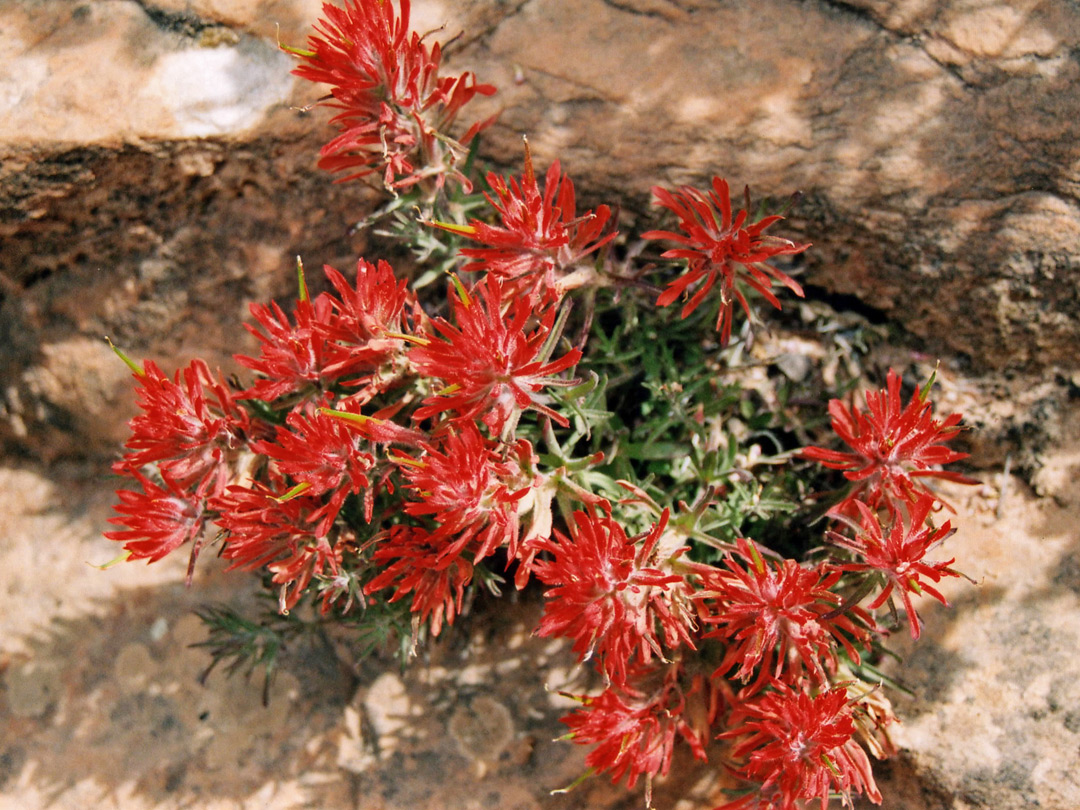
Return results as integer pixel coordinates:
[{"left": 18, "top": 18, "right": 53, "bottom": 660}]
[
  {"left": 455, "top": 0, "right": 535, "bottom": 52},
  {"left": 521, "top": 65, "right": 617, "bottom": 104},
  {"left": 811, "top": 0, "right": 983, "bottom": 93},
  {"left": 801, "top": 283, "right": 892, "bottom": 325},
  {"left": 812, "top": 0, "right": 895, "bottom": 36},
  {"left": 131, "top": 0, "right": 217, "bottom": 37},
  {"left": 917, "top": 43, "right": 980, "bottom": 91},
  {"left": 599, "top": 0, "right": 682, "bottom": 21}
]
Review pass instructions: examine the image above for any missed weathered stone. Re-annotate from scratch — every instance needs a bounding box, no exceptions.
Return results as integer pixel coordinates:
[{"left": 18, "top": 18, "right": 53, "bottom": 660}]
[
  {"left": 4, "top": 0, "right": 1080, "bottom": 461},
  {"left": 871, "top": 437, "right": 1080, "bottom": 810},
  {"left": 470, "top": 0, "right": 1080, "bottom": 374}
]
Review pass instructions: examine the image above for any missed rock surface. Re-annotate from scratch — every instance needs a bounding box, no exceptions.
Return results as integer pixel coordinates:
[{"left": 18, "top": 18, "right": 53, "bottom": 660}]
[{"left": 3, "top": 0, "right": 1080, "bottom": 461}]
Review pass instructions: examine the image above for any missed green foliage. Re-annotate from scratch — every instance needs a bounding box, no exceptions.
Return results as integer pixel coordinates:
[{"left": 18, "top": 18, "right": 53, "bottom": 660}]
[{"left": 192, "top": 601, "right": 303, "bottom": 705}]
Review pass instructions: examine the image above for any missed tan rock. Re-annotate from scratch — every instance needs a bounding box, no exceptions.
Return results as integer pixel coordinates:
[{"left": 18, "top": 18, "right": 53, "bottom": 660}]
[{"left": 3, "top": 0, "right": 1080, "bottom": 462}]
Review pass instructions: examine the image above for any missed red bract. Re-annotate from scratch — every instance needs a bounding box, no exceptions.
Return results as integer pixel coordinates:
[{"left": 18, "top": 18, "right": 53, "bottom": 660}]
[
  {"left": 321, "top": 260, "right": 417, "bottom": 397},
  {"left": 252, "top": 405, "right": 376, "bottom": 537},
  {"left": 719, "top": 685, "right": 881, "bottom": 810},
  {"left": 698, "top": 538, "right": 873, "bottom": 687},
  {"left": 394, "top": 422, "right": 532, "bottom": 571},
  {"left": 236, "top": 295, "right": 352, "bottom": 402},
  {"left": 831, "top": 495, "right": 960, "bottom": 640},
  {"left": 365, "top": 524, "right": 473, "bottom": 636},
  {"left": 561, "top": 665, "right": 710, "bottom": 791},
  {"left": 801, "top": 368, "right": 975, "bottom": 515},
  {"left": 106, "top": 466, "right": 209, "bottom": 567},
  {"left": 643, "top": 177, "right": 810, "bottom": 346},
  {"left": 431, "top": 143, "right": 617, "bottom": 303},
  {"left": 323, "top": 260, "right": 413, "bottom": 345},
  {"left": 409, "top": 276, "right": 581, "bottom": 436},
  {"left": 532, "top": 509, "right": 696, "bottom": 686},
  {"left": 212, "top": 483, "right": 341, "bottom": 613},
  {"left": 291, "top": 0, "right": 495, "bottom": 190},
  {"left": 117, "top": 358, "right": 247, "bottom": 494}
]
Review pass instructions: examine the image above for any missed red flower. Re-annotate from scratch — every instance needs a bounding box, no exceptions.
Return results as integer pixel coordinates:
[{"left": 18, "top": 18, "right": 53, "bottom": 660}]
[
  {"left": 643, "top": 178, "right": 810, "bottom": 346},
  {"left": 315, "top": 259, "right": 419, "bottom": 399},
  {"left": 323, "top": 259, "right": 415, "bottom": 349},
  {"left": 431, "top": 143, "right": 617, "bottom": 303},
  {"left": 830, "top": 495, "right": 961, "bottom": 639},
  {"left": 719, "top": 684, "right": 881, "bottom": 810},
  {"left": 394, "top": 421, "right": 528, "bottom": 567},
  {"left": 698, "top": 538, "right": 874, "bottom": 687},
  {"left": 365, "top": 524, "right": 473, "bottom": 636},
  {"left": 211, "top": 483, "right": 341, "bottom": 612},
  {"left": 532, "top": 509, "right": 696, "bottom": 686},
  {"left": 117, "top": 358, "right": 247, "bottom": 494},
  {"left": 236, "top": 295, "right": 352, "bottom": 402},
  {"left": 561, "top": 665, "right": 711, "bottom": 791},
  {"left": 801, "top": 368, "right": 975, "bottom": 515},
  {"left": 409, "top": 276, "right": 581, "bottom": 436},
  {"left": 106, "top": 465, "right": 209, "bottom": 568},
  {"left": 252, "top": 405, "right": 376, "bottom": 536},
  {"left": 291, "top": 0, "right": 495, "bottom": 189}
]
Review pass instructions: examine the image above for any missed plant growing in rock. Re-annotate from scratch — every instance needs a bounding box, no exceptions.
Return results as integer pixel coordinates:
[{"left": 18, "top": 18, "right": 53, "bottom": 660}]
[{"left": 103, "top": 1, "right": 977, "bottom": 807}]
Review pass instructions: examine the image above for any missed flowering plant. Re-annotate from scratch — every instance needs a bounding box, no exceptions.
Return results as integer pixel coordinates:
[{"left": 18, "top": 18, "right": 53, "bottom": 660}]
[{"left": 103, "top": 1, "right": 977, "bottom": 807}]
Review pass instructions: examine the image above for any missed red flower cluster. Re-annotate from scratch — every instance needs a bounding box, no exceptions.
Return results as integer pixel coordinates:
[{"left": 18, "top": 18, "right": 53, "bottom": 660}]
[
  {"left": 409, "top": 275, "right": 582, "bottom": 437},
  {"left": 290, "top": 0, "right": 495, "bottom": 190},
  {"left": 644, "top": 177, "right": 810, "bottom": 346},
  {"left": 115, "top": 358, "right": 248, "bottom": 494},
  {"left": 105, "top": 5, "right": 978, "bottom": 807},
  {"left": 431, "top": 142, "right": 617, "bottom": 303},
  {"left": 365, "top": 524, "right": 473, "bottom": 637},
  {"left": 697, "top": 538, "right": 874, "bottom": 688},
  {"left": 108, "top": 248, "right": 585, "bottom": 629},
  {"left": 237, "top": 258, "right": 418, "bottom": 404},
  {"left": 830, "top": 494, "right": 961, "bottom": 639},
  {"left": 105, "top": 358, "right": 250, "bottom": 577},
  {"left": 801, "top": 368, "right": 975, "bottom": 515},
  {"left": 802, "top": 368, "right": 973, "bottom": 639},
  {"left": 560, "top": 665, "right": 713, "bottom": 792},
  {"left": 718, "top": 685, "right": 881, "bottom": 810},
  {"left": 532, "top": 508, "right": 697, "bottom": 686}
]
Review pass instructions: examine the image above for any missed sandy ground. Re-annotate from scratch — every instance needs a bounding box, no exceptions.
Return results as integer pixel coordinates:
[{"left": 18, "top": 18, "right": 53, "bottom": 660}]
[{"left": 0, "top": 410, "right": 1077, "bottom": 809}]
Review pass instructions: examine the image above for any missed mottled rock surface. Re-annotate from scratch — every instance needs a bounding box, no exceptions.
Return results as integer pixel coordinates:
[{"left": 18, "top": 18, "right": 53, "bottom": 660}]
[{"left": 3, "top": 0, "right": 1080, "bottom": 460}]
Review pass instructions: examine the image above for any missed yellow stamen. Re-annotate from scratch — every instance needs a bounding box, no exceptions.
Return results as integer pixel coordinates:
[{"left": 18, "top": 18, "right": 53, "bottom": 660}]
[
  {"left": 317, "top": 407, "right": 385, "bottom": 427},
  {"left": 105, "top": 337, "right": 145, "bottom": 378},
  {"left": 448, "top": 272, "right": 471, "bottom": 307},
  {"left": 274, "top": 481, "right": 312, "bottom": 502},
  {"left": 745, "top": 539, "right": 767, "bottom": 576},
  {"left": 426, "top": 220, "right": 478, "bottom": 237},
  {"left": 89, "top": 549, "right": 132, "bottom": 570},
  {"left": 296, "top": 256, "right": 310, "bottom": 302},
  {"left": 382, "top": 330, "right": 431, "bottom": 346}
]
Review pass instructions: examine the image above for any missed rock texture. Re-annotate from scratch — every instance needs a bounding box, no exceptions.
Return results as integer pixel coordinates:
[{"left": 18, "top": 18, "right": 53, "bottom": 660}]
[{"left": 3, "top": 0, "right": 1080, "bottom": 461}]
